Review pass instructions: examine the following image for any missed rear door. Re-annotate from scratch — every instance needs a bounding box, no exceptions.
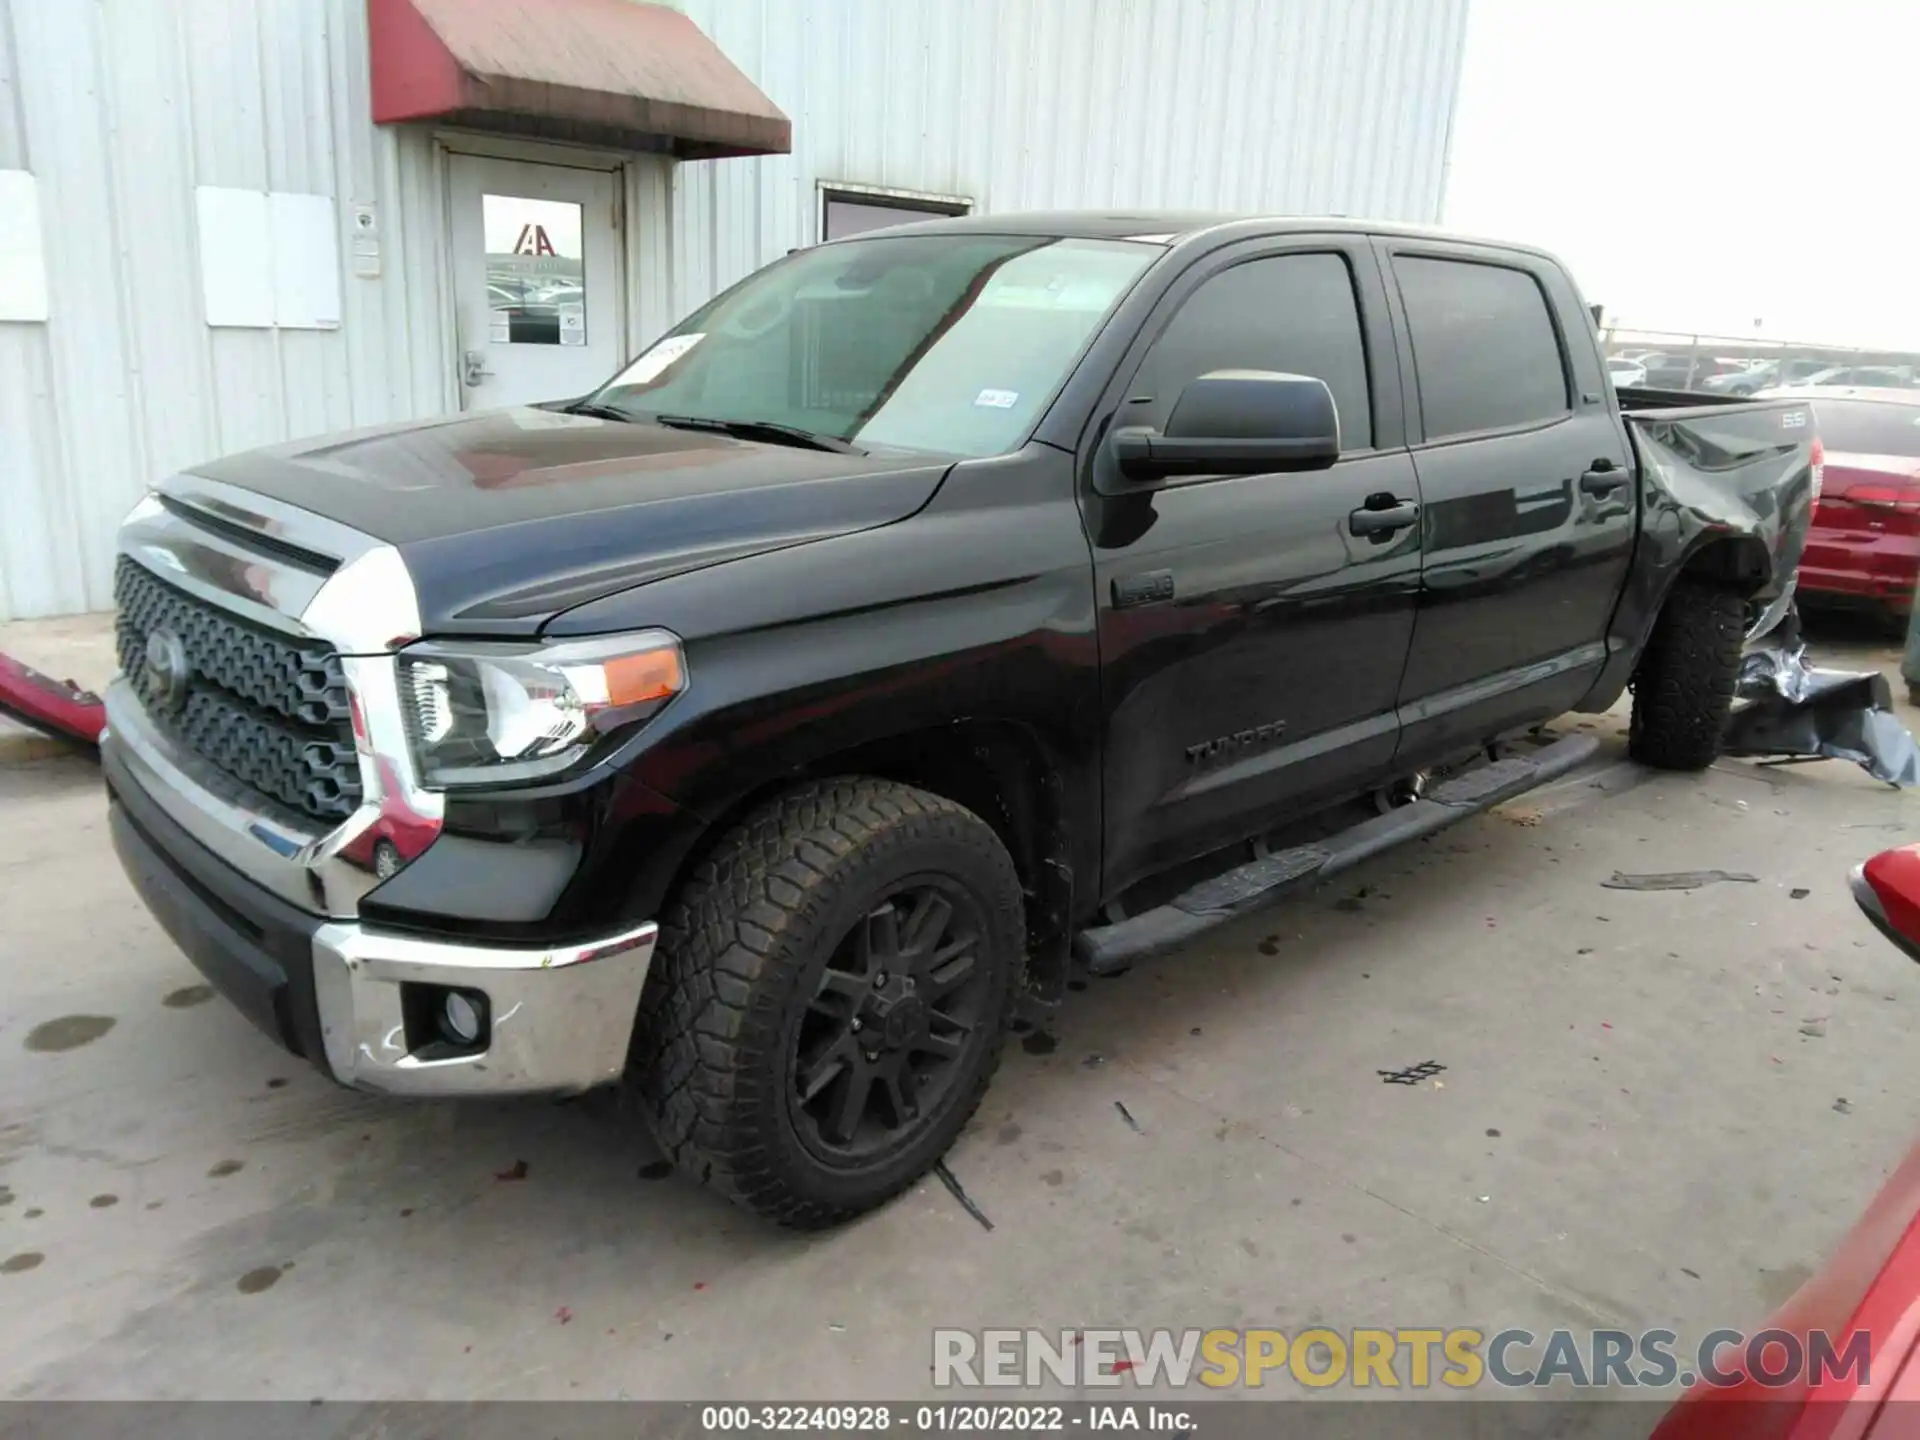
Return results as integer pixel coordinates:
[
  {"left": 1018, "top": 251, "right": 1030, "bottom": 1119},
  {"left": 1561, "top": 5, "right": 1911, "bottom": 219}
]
[
  {"left": 1084, "top": 237, "right": 1421, "bottom": 897},
  {"left": 1379, "top": 242, "right": 1636, "bottom": 769}
]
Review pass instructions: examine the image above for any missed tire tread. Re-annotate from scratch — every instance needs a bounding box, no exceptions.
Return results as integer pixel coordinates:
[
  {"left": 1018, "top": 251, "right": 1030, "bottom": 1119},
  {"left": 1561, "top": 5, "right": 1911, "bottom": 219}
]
[
  {"left": 631, "top": 777, "right": 1022, "bottom": 1228},
  {"left": 1628, "top": 578, "right": 1745, "bottom": 771}
]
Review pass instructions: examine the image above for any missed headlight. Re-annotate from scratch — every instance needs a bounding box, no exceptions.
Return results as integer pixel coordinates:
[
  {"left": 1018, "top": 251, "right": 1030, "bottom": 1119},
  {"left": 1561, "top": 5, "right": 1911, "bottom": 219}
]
[{"left": 396, "top": 630, "right": 684, "bottom": 788}]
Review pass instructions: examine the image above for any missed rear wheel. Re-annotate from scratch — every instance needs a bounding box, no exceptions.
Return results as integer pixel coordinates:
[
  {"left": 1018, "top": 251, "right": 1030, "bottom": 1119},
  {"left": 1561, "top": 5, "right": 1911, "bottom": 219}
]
[
  {"left": 630, "top": 778, "right": 1023, "bottom": 1228},
  {"left": 1628, "top": 578, "right": 1746, "bottom": 771}
]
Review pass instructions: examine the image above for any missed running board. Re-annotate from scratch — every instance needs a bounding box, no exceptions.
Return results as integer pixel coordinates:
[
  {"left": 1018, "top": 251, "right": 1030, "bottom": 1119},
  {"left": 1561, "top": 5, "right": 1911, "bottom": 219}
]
[{"left": 1073, "top": 733, "right": 1601, "bottom": 973}]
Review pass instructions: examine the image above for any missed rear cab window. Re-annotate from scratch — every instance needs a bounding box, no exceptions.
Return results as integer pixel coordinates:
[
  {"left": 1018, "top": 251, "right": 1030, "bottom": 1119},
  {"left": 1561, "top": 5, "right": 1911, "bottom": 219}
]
[{"left": 1392, "top": 255, "right": 1571, "bottom": 441}]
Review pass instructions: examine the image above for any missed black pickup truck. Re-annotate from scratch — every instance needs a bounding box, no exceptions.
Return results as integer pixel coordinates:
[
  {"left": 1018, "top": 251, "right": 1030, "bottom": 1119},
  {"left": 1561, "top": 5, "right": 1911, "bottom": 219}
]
[{"left": 104, "top": 213, "right": 1815, "bottom": 1227}]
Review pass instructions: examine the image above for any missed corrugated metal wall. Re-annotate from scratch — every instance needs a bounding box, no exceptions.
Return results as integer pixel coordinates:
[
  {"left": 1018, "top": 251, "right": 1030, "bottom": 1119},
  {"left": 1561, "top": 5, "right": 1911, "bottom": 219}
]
[
  {"left": 0, "top": 0, "right": 451, "bottom": 620},
  {"left": 0, "top": 0, "right": 1469, "bottom": 620},
  {"left": 662, "top": 0, "right": 1472, "bottom": 321}
]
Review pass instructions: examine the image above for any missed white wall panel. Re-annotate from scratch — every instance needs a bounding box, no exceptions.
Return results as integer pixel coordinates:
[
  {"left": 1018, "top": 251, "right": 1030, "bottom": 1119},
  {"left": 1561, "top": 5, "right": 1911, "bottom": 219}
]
[
  {"left": 654, "top": 0, "right": 1471, "bottom": 335},
  {"left": 0, "top": 0, "right": 452, "bottom": 619},
  {"left": 0, "top": 170, "right": 45, "bottom": 320},
  {"left": 0, "top": 0, "right": 1468, "bottom": 619},
  {"left": 0, "top": 0, "right": 22, "bottom": 171}
]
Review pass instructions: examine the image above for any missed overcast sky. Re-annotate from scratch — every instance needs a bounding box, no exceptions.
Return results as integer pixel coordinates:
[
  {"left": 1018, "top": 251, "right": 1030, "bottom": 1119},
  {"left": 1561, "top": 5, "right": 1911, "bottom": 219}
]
[{"left": 1444, "top": 0, "right": 1916, "bottom": 350}]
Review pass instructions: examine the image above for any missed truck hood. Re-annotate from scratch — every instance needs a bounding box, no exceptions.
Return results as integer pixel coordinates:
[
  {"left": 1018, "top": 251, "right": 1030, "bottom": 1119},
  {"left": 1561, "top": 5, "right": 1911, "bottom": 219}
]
[{"left": 190, "top": 408, "right": 954, "bottom": 635}]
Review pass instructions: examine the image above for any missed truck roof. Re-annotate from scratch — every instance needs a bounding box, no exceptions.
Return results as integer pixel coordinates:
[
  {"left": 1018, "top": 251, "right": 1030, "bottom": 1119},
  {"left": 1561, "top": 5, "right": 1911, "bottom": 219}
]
[{"left": 834, "top": 209, "right": 1558, "bottom": 260}]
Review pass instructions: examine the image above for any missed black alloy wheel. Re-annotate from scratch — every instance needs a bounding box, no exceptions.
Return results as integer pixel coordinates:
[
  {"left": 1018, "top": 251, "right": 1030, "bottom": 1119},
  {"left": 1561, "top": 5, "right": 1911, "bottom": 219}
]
[{"left": 788, "top": 878, "right": 991, "bottom": 1163}]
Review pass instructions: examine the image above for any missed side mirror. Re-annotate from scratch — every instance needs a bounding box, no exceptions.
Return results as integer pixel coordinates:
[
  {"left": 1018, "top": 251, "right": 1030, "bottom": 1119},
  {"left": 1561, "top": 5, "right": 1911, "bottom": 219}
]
[{"left": 1111, "top": 370, "right": 1340, "bottom": 481}]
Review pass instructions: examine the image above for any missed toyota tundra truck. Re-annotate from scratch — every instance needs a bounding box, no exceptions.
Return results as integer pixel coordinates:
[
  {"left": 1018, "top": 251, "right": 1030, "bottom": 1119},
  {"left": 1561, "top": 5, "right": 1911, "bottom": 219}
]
[{"left": 104, "top": 213, "right": 1815, "bottom": 1227}]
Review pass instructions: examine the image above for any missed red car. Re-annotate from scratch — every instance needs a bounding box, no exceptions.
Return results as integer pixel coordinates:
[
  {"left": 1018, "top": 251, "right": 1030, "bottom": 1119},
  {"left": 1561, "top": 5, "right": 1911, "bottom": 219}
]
[
  {"left": 1653, "top": 844, "right": 1920, "bottom": 1438},
  {"left": 1770, "top": 386, "right": 1920, "bottom": 621}
]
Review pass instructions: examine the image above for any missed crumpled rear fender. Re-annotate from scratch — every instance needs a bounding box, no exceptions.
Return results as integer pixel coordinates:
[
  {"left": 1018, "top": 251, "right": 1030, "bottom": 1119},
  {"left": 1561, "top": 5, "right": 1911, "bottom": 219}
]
[{"left": 1575, "top": 402, "right": 1817, "bottom": 712}]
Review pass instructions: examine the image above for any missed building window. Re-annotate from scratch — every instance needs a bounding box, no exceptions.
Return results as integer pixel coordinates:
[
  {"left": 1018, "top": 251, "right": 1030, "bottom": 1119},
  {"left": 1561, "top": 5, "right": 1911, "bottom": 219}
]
[
  {"left": 482, "top": 194, "right": 587, "bottom": 346},
  {"left": 819, "top": 183, "right": 971, "bottom": 242}
]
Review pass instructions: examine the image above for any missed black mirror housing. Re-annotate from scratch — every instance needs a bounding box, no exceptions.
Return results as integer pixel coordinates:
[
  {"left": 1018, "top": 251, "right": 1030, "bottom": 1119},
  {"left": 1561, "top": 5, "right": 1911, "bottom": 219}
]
[{"left": 1114, "top": 370, "right": 1340, "bottom": 480}]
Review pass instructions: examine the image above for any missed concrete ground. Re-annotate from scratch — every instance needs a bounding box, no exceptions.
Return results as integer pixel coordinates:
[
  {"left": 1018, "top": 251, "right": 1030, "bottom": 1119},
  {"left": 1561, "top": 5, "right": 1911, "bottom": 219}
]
[{"left": 1, "top": 617, "right": 1917, "bottom": 1405}]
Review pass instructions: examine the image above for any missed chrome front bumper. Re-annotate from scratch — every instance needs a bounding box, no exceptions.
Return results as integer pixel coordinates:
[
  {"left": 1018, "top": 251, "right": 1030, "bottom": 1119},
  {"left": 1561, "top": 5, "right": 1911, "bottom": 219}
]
[
  {"left": 311, "top": 919, "right": 658, "bottom": 1097},
  {"left": 107, "top": 475, "right": 658, "bottom": 1099},
  {"left": 107, "top": 712, "right": 660, "bottom": 1098}
]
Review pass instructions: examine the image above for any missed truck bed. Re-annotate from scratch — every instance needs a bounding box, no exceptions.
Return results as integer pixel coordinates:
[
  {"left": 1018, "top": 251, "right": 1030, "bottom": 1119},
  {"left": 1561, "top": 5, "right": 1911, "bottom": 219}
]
[{"left": 1616, "top": 389, "right": 1817, "bottom": 616}]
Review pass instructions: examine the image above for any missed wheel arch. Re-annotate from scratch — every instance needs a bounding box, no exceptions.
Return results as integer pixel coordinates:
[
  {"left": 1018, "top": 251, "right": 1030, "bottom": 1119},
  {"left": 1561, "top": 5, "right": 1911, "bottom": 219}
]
[
  {"left": 1677, "top": 532, "right": 1773, "bottom": 597},
  {"left": 661, "top": 719, "right": 1078, "bottom": 1007}
]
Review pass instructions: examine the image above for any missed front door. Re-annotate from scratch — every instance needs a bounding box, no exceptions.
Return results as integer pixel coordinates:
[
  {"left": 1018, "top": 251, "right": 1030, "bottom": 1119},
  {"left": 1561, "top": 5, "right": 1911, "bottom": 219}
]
[
  {"left": 448, "top": 154, "right": 622, "bottom": 409},
  {"left": 1085, "top": 240, "right": 1422, "bottom": 899}
]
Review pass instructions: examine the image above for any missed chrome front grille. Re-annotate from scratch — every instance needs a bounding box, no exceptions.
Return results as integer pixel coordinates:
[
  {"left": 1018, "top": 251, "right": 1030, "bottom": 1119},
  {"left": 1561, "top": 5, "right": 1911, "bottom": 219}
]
[{"left": 114, "top": 556, "right": 362, "bottom": 825}]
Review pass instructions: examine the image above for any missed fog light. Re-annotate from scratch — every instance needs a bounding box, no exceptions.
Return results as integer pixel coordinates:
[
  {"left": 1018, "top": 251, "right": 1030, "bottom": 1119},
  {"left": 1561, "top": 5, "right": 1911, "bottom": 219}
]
[
  {"left": 439, "top": 990, "right": 485, "bottom": 1046},
  {"left": 374, "top": 839, "right": 402, "bottom": 879}
]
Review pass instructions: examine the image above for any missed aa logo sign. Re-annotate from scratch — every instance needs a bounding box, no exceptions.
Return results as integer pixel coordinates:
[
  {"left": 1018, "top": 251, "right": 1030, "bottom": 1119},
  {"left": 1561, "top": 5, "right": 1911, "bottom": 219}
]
[{"left": 512, "top": 224, "right": 557, "bottom": 257}]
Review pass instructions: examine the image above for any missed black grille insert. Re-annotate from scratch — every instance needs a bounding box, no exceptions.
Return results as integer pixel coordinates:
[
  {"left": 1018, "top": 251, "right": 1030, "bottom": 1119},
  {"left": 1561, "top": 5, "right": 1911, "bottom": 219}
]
[{"left": 114, "top": 557, "right": 362, "bottom": 825}]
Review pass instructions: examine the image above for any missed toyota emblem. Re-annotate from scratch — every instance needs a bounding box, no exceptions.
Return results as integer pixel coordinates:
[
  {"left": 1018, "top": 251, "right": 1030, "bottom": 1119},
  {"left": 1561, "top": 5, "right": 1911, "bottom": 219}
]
[{"left": 142, "top": 627, "right": 190, "bottom": 713}]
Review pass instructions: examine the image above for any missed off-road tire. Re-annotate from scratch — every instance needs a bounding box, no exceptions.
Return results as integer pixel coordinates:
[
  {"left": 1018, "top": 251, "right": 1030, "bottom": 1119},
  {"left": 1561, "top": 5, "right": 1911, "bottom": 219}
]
[
  {"left": 1628, "top": 578, "right": 1745, "bottom": 771},
  {"left": 629, "top": 777, "right": 1024, "bottom": 1228}
]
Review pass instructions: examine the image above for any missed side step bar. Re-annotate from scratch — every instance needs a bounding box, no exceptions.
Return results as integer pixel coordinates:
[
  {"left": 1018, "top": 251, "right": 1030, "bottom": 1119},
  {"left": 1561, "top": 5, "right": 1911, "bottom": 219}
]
[{"left": 1073, "top": 733, "right": 1601, "bottom": 973}]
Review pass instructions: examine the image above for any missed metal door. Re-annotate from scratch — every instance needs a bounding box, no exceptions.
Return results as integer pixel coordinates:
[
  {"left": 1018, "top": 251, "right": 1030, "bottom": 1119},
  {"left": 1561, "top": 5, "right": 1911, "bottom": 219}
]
[{"left": 448, "top": 155, "right": 621, "bottom": 409}]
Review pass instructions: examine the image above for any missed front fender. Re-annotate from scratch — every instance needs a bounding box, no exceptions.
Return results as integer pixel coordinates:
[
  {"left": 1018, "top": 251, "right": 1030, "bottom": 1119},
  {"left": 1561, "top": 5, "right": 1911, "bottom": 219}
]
[{"left": 552, "top": 447, "right": 1105, "bottom": 916}]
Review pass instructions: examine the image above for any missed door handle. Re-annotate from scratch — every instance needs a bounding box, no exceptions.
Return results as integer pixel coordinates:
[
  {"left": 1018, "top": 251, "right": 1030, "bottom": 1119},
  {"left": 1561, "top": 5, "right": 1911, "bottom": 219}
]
[
  {"left": 1349, "top": 499, "right": 1419, "bottom": 536},
  {"left": 1580, "top": 458, "right": 1628, "bottom": 495},
  {"left": 462, "top": 349, "right": 494, "bottom": 387}
]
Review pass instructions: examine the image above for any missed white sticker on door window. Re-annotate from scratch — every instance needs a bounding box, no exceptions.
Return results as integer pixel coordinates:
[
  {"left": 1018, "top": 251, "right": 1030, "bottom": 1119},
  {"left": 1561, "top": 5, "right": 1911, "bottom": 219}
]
[{"left": 482, "top": 194, "right": 585, "bottom": 346}]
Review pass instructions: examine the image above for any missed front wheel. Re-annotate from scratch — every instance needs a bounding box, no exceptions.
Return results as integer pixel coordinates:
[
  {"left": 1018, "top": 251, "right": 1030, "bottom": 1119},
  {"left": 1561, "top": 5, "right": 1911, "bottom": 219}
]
[
  {"left": 1628, "top": 578, "right": 1746, "bottom": 771},
  {"left": 630, "top": 778, "right": 1024, "bottom": 1228}
]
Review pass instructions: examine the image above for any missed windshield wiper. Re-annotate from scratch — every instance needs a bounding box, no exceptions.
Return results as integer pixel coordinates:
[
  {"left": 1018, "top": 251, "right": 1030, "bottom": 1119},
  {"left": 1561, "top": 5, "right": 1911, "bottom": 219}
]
[
  {"left": 653, "top": 414, "right": 865, "bottom": 455},
  {"left": 564, "top": 400, "right": 637, "bottom": 423}
]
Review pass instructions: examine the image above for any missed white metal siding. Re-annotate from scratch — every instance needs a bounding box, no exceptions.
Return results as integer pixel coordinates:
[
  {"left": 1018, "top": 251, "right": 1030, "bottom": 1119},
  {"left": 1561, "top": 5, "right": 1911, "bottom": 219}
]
[
  {"left": 659, "top": 0, "right": 1472, "bottom": 322},
  {"left": 0, "top": 0, "right": 451, "bottom": 620},
  {"left": 0, "top": 0, "right": 1468, "bottom": 620}
]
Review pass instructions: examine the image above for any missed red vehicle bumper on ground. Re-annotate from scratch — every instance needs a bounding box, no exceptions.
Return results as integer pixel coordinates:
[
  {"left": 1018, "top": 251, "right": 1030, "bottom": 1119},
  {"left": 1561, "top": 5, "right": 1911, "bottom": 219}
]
[{"left": 0, "top": 651, "right": 105, "bottom": 748}]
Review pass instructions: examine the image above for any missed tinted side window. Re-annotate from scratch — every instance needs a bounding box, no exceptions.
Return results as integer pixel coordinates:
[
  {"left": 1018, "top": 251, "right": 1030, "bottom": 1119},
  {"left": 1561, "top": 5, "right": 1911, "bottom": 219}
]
[
  {"left": 1135, "top": 253, "right": 1373, "bottom": 451},
  {"left": 1393, "top": 256, "right": 1570, "bottom": 440}
]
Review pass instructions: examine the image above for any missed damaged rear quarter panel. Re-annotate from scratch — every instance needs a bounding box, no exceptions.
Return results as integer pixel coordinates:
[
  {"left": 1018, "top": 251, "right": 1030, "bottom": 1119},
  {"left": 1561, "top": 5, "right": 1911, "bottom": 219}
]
[{"left": 1579, "top": 399, "right": 1816, "bottom": 711}]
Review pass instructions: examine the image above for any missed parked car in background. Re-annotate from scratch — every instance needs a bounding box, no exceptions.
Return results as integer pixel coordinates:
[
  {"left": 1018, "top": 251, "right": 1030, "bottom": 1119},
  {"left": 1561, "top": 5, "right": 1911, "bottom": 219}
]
[
  {"left": 1638, "top": 352, "right": 1700, "bottom": 388},
  {"left": 1607, "top": 355, "right": 1648, "bottom": 388},
  {"left": 1800, "top": 365, "right": 1918, "bottom": 389},
  {"left": 1637, "top": 353, "right": 1741, "bottom": 389},
  {"left": 1765, "top": 386, "right": 1920, "bottom": 621},
  {"left": 1704, "top": 357, "right": 1834, "bottom": 395}
]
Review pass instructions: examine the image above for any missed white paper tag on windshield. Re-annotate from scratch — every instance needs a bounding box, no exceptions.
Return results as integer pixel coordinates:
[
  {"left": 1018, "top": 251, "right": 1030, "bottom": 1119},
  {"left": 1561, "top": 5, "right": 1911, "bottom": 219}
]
[
  {"left": 974, "top": 388, "right": 1019, "bottom": 409},
  {"left": 618, "top": 332, "right": 704, "bottom": 385}
]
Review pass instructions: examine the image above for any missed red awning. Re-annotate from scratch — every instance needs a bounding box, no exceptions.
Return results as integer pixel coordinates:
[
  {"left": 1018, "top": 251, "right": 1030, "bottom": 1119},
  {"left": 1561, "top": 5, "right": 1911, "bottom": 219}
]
[{"left": 368, "top": 0, "right": 790, "bottom": 160}]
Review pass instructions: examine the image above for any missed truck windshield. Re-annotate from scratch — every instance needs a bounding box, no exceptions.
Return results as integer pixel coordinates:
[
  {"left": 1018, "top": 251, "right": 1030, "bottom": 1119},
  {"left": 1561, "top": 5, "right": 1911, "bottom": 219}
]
[{"left": 587, "top": 234, "right": 1157, "bottom": 457}]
